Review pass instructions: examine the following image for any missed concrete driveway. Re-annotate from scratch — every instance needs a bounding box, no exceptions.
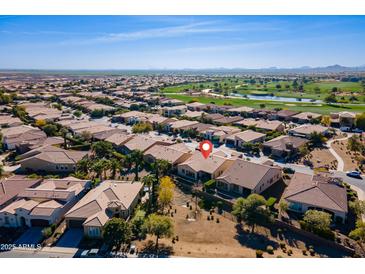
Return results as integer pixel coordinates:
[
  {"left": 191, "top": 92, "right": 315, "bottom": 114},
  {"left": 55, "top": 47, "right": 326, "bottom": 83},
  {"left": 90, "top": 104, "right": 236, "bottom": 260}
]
[
  {"left": 14, "top": 227, "right": 43, "bottom": 246},
  {"left": 56, "top": 228, "right": 84, "bottom": 248}
]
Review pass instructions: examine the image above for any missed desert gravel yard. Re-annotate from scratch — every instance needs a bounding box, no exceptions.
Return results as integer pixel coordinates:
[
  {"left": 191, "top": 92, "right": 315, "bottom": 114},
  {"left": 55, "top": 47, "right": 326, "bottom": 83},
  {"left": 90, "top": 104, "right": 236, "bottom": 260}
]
[{"left": 136, "top": 189, "right": 350, "bottom": 258}]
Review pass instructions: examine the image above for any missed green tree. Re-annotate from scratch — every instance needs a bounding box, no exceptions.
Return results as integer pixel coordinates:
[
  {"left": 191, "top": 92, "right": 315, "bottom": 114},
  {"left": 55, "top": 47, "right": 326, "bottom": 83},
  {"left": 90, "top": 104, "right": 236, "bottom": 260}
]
[
  {"left": 349, "top": 220, "right": 365, "bottom": 243},
  {"left": 91, "top": 141, "right": 114, "bottom": 159},
  {"left": 356, "top": 112, "right": 365, "bottom": 131},
  {"left": 324, "top": 93, "right": 337, "bottom": 104},
  {"left": 232, "top": 194, "right": 272, "bottom": 233},
  {"left": 143, "top": 214, "right": 174, "bottom": 249},
  {"left": 43, "top": 124, "right": 58, "bottom": 136},
  {"left": 347, "top": 135, "right": 364, "bottom": 155},
  {"left": 109, "top": 158, "right": 121, "bottom": 179},
  {"left": 91, "top": 159, "right": 110, "bottom": 180},
  {"left": 73, "top": 110, "right": 82, "bottom": 118},
  {"left": 142, "top": 174, "right": 157, "bottom": 212},
  {"left": 103, "top": 218, "right": 132, "bottom": 251},
  {"left": 130, "top": 210, "right": 146, "bottom": 239},
  {"left": 300, "top": 210, "right": 334, "bottom": 240},
  {"left": 60, "top": 128, "right": 68, "bottom": 149},
  {"left": 77, "top": 157, "right": 91, "bottom": 174},
  {"left": 129, "top": 150, "right": 144, "bottom": 181},
  {"left": 132, "top": 122, "right": 153, "bottom": 134},
  {"left": 349, "top": 200, "right": 365, "bottom": 218},
  {"left": 309, "top": 132, "right": 326, "bottom": 147}
]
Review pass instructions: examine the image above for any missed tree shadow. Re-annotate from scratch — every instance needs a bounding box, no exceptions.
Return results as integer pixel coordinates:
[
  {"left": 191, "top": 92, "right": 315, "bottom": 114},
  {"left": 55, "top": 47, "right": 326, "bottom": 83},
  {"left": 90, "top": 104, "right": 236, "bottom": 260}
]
[
  {"left": 137, "top": 240, "right": 174, "bottom": 258},
  {"left": 234, "top": 224, "right": 279, "bottom": 251}
]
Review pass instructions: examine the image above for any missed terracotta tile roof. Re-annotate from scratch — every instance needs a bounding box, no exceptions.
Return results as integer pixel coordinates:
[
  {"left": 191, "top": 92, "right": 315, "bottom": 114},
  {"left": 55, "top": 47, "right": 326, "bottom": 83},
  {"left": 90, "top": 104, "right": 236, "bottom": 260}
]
[
  {"left": 284, "top": 172, "right": 348, "bottom": 213},
  {"left": 0, "top": 175, "right": 42, "bottom": 208},
  {"left": 66, "top": 181, "right": 143, "bottom": 227},
  {"left": 217, "top": 159, "right": 281, "bottom": 190}
]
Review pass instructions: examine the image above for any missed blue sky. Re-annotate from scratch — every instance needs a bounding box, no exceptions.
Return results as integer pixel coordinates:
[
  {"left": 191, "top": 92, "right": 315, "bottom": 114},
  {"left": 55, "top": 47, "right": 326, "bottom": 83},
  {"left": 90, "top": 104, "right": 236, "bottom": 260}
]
[{"left": 0, "top": 16, "right": 365, "bottom": 69}]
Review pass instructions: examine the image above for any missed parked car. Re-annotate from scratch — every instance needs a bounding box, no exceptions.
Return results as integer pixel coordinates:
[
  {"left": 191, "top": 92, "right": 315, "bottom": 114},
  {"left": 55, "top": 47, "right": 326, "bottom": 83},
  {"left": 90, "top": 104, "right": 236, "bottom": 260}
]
[
  {"left": 352, "top": 128, "right": 363, "bottom": 134},
  {"left": 340, "top": 127, "right": 351, "bottom": 132},
  {"left": 346, "top": 171, "right": 362, "bottom": 179},
  {"left": 80, "top": 249, "right": 100, "bottom": 258}
]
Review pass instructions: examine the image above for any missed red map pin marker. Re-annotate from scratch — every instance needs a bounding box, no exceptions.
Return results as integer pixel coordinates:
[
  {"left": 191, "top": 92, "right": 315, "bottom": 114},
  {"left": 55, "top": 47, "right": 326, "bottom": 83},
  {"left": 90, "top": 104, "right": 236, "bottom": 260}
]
[{"left": 199, "top": 140, "right": 213, "bottom": 159}]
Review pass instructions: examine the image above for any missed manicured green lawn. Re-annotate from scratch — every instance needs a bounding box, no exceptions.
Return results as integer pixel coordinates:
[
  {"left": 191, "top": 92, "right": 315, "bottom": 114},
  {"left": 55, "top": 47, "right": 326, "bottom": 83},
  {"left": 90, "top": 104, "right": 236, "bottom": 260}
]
[
  {"left": 161, "top": 79, "right": 365, "bottom": 102},
  {"left": 164, "top": 93, "right": 365, "bottom": 114}
]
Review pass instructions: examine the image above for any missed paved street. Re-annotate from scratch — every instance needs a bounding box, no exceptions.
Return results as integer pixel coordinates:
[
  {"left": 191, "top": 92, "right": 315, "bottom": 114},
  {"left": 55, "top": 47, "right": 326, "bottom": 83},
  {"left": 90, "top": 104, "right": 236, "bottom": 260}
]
[{"left": 0, "top": 247, "right": 79, "bottom": 258}]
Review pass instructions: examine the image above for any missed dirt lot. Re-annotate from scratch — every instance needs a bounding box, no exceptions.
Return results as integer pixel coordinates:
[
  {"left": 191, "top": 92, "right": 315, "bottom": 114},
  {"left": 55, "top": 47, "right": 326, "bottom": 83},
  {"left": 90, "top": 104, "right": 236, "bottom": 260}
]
[
  {"left": 331, "top": 139, "right": 364, "bottom": 172},
  {"left": 136, "top": 189, "right": 350, "bottom": 258},
  {"left": 300, "top": 148, "right": 338, "bottom": 170}
]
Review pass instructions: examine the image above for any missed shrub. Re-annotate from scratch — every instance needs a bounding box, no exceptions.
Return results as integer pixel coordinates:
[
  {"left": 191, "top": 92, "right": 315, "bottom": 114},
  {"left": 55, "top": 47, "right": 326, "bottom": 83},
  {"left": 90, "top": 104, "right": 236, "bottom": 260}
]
[
  {"left": 266, "top": 197, "right": 277, "bottom": 208},
  {"left": 302, "top": 250, "right": 307, "bottom": 256},
  {"left": 42, "top": 227, "right": 53, "bottom": 238},
  {"left": 256, "top": 250, "right": 264, "bottom": 258},
  {"left": 309, "top": 248, "right": 315, "bottom": 256},
  {"left": 204, "top": 179, "right": 216, "bottom": 192},
  {"left": 280, "top": 243, "right": 286, "bottom": 249},
  {"left": 266, "top": 245, "right": 274, "bottom": 254},
  {"left": 287, "top": 249, "right": 293, "bottom": 256}
]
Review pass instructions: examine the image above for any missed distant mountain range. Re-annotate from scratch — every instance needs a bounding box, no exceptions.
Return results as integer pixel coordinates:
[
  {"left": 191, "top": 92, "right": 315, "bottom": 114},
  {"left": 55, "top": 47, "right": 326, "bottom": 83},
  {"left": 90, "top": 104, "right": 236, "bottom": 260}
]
[
  {"left": 178, "top": 64, "right": 365, "bottom": 74},
  {"left": 1, "top": 65, "right": 365, "bottom": 75}
]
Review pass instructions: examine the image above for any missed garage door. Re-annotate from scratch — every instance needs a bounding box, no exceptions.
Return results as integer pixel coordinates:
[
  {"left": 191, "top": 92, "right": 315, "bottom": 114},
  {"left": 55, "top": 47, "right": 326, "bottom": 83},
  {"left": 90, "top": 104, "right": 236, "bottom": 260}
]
[
  {"left": 31, "top": 219, "right": 50, "bottom": 227},
  {"left": 68, "top": 219, "right": 84, "bottom": 228}
]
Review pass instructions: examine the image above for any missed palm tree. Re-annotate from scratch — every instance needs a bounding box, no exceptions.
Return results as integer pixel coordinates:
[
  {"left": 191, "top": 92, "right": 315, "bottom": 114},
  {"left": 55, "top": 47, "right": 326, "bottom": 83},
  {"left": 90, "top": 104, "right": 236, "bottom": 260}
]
[
  {"left": 142, "top": 174, "right": 156, "bottom": 212},
  {"left": 76, "top": 157, "right": 91, "bottom": 174},
  {"left": 60, "top": 128, "right": 68, "bottom": 149},
  {"left": 91, "top": 159, "right": 108, "bottom": 180},
  {"left": 110, "top": 158, "right": 121, "bottom": 179},
  {"left": 152, "top": 159, "right": 171, "bottom": 181},
  {"left": 130, "top": 150, "right": 144, "bottom": 181}
]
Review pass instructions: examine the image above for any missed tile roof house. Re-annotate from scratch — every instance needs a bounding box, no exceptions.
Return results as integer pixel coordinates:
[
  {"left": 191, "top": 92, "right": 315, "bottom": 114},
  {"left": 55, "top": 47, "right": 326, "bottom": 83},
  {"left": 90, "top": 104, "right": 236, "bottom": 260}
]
[
  {"left": 225, "top": 130, "right": 266, "bottom": 149},
  {"left": 65, "top": 180, "right": 143, "bottom": 238},
  {"left": 120, "top": 135, "right": 173, "bottom": 153},
  {"left": 161, "top": 105, "right": 187, "bottom": 117},
  {"left": 227, "top": 106, "right": 254, "bottom": 116},
  {"left": 216, "top": 159, "right": 282, "bottom": 195},
  {"left": 234, "top": 119, "right": 285, "bottom": 132},
  {"left": 283, "top": 172, "right": 348, "bottom": 223},
  {"left": 16, "top": 136, "right": 64, "bottom": 154},
  {"left": 144, "top": 144, "right": 192, "bottom": 166},
  {"left": 0, "top": 115, "right": 23, "bottom": 128},
  {"left": 18, "top": 145, "right": 88, "bottom": 174},
  {"left": 177, "top": 151, "right": 234, "bottom": 183},
  {"left": 214, "top": 116, "right": 244, "bottom": 125},
  {"left": 167, "top": 120, "right": 200, "bottom": 132},
  {"left": 0, "top": 175, "right": 42, "bottom": 210},
  {"left": 1, "top": 125, "right": 47, "bottom": 150},
  {"left": 263, "top": 135, "right": 308, "bottom": 158},
  {"left": 0, "top": 177, "right": 90, "bottom": 228},
  {"left": 289, "top": 124, "right": 329, "bottom": 139},
  {"left": 292, "top": 112, "right": 322, "bottom": 124},
  {"left": 276, "top": 110, "right": 300, "bottom": 121},
  {"left": 202, "top": 126, "right": 241, "bottom": 144},
  {"left": 186, "top": 102, "right": 207, "bottom": 111}
]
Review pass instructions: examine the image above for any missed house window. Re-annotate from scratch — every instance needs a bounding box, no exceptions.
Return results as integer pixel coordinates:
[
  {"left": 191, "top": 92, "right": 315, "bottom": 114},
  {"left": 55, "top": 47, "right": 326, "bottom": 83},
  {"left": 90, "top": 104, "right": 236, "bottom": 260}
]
[
  {"left": 89, "top": 227, "right": 100, "bottom": 237},
  {"left": 4, "top": 216, "right": 9, "bottom": 225},
  {"left": 232, "top": 184, "right": 240, "bottom": 193}
]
